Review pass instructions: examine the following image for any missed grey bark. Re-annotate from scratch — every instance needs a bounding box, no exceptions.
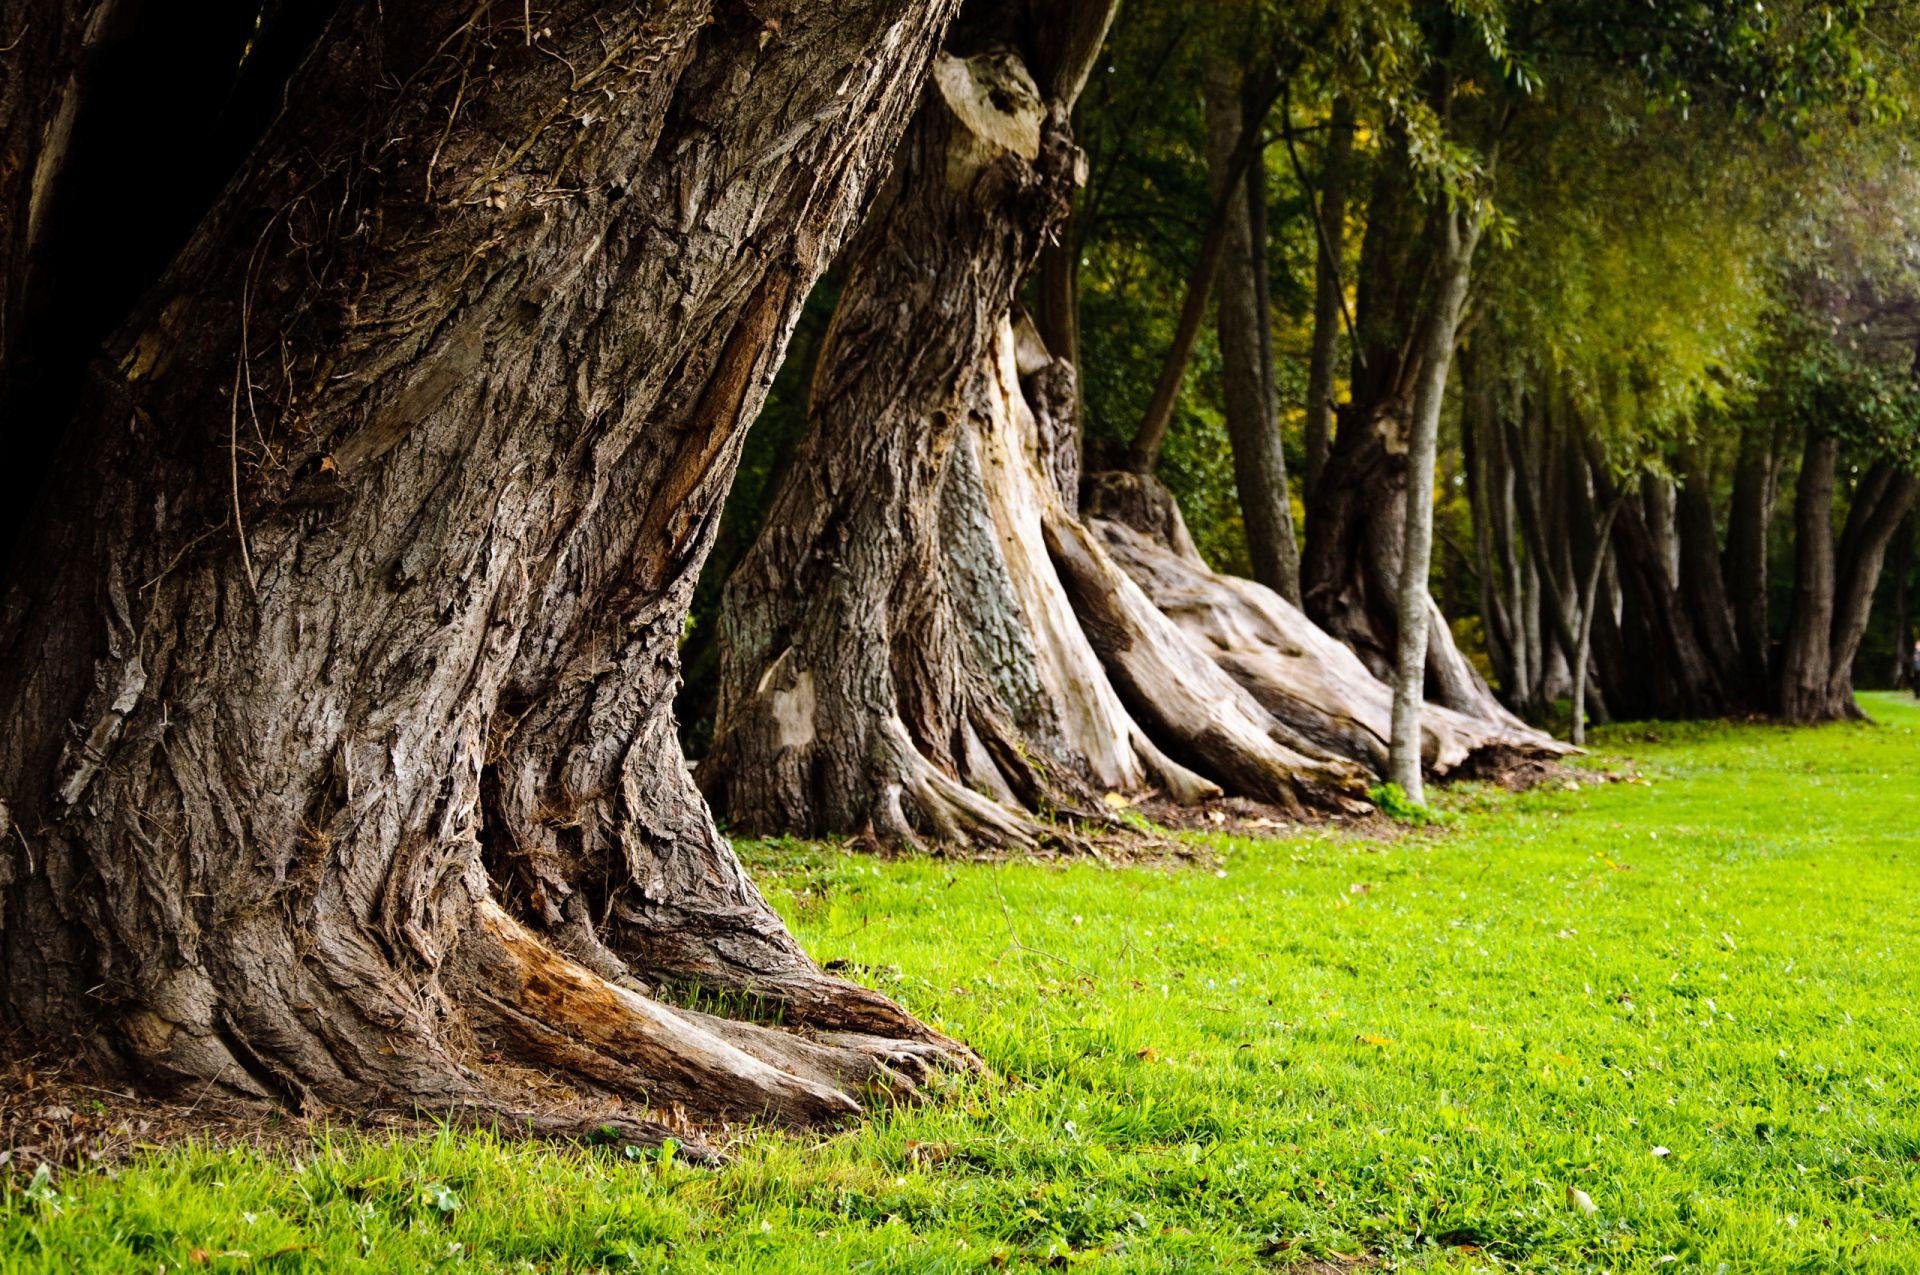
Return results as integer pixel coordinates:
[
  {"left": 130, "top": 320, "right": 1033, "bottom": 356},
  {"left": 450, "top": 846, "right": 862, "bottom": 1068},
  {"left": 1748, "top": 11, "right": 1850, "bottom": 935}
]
[
  {"left": 1387, "top": 200, "right": 1483, "bottom": 803},
  {"left": 709, "top": 6, "right": 1380, "bottom": 846},
  {"left": 1302, "top": 96, "right": 1354, "bottom": 503},
  {"left": 1, "top": 0, "right": 968, "bottom": 1131},
  {"left": 1207, "top": 57, "right": 1300, "bottom": 602}
]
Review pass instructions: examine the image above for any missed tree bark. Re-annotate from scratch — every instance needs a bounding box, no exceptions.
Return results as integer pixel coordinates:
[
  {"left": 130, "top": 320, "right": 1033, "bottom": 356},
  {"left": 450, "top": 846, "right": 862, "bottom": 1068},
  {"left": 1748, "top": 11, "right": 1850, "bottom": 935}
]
[
  {"left": 1777, "top": 432, "right": 1839, "bottom": 721},
  {"left": 1675, "top": 441, "right": 1746, "bottom": 706},
  {"left": 1207, "top": 57, "right": 1300, "bottom": 603},
  {"left": 1387, "top": 202, "right": 1482, "bottom": 804},
  {"left": 1302, "top": 96, "right": 1354, "bottom": 504},
  {"left": 1, "top": 0, "right": 969, "bottom": 1133},
  {"left": 1123, "top": 67, "right": 1276, "bottom": 474},
  {"left": 1299, "top": 130, "right": 1513, "bottom": 737},
  {"left": 709, "top": 2, "right": 1397, "bottom": 848},
  {"left": 1823, "top": 461, "right": 1919, "bottom": 717},
  {"left": 1726, "top": 424, "right": 1778, "bottom": 701}
]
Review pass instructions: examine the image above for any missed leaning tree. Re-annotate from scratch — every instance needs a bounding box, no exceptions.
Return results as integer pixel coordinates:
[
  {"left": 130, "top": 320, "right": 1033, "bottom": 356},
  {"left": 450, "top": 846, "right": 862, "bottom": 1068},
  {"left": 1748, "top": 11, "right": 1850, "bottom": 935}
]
[
  {"left": 705, "top": 0, "right": 1558, "bottom": 854},
  {"left": 0, "top": 0, "right": 978, "bottom": 1141}
]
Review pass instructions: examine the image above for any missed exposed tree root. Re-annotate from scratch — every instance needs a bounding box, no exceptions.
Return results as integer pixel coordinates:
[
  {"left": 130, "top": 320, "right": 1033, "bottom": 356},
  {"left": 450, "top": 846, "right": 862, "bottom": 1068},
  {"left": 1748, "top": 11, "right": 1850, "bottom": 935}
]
[
  {"left": 453, "top": 901, "right": 965, "bottom": 1130},
  {"left": 1083, "top": 475, "right": 1568, "bottom": 779}
]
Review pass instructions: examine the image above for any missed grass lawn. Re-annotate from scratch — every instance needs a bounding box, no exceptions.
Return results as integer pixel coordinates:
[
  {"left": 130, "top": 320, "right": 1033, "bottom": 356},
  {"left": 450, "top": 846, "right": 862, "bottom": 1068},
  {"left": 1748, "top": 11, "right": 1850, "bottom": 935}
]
[{"left": 5, "top": 695, "right": 1918, "bottom": 1272}]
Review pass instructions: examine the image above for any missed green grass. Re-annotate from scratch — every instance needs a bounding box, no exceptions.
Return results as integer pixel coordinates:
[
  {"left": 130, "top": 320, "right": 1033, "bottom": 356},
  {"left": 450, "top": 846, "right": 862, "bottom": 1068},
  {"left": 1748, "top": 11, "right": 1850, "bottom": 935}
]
[{"left": 6, "top": 696, "right": 1920, "bottom": 1272}]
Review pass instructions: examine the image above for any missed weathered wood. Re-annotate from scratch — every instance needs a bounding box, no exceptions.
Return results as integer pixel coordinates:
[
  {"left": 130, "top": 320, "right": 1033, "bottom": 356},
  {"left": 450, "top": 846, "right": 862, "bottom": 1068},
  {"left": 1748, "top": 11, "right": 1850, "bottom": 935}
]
[{"left": 1, "top": 0, "right": 966, "bottom": 1126}]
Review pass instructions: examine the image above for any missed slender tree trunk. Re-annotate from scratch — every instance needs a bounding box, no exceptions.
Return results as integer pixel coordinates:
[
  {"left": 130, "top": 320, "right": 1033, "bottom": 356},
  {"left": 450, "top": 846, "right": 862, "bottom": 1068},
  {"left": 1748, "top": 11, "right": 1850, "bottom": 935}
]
[
  {"left": 1726, "top": 424, "right": 1778, "bottom": 701},
  {"left": 1893, "top": 512, "right": 1914, "bottom": 689},
  {"left": 1501, "top": 415, "right": 1582, "bottom": 700},
  {"left": 1, "top": 0, "right": 967, "bottom": 1132},
  {"left": 1462, "top": 356, "right": 1517, "bottom": 697},
  {"left": 1300, "top": 137, "right": 1515, "bottom": 734},
  {"left": 1675, "top": 441, "right": 1745, "bottom": 706},
  {"left": 1207, "top": 57, "right": 1299, "bottom": 602},
  {"left": 1302, "top": 96, "right": 1354, "bottom": 504},
  {"left": 1777, "top": 432, "right": 1839, "bottom": 721},
  {"left": 1571, "top": 500, "right": 1624, "bottom": 747},
  {"left": 1388, "top": 203, "right": 1482, "bottom": 804},
  {"left": 1124, "top": 68, "right": 1277, "bottom": 474}
]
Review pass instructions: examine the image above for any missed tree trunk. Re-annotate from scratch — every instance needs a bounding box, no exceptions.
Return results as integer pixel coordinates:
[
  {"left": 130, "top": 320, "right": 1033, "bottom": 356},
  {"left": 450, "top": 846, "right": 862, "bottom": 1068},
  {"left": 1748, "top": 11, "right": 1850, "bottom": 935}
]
[
  {"left": 1461, "top": 354, "right": 1517, "bottom": 698},
  {"left": 1571, "top": 501, "right": 1624, "bottom": 747},
  {"left": 1599, "top": 469, "right": 1733, "bottom": 719},
  {"left": 1675, "top": 441, "right": 1746, "bottom": 707},
  {"left": 1124, "top": 67, "right": 1276, "bottom": 474},
  {"left": 708, "top": 1, "right": 1345, "bottom": 848},
  {"left": 1726, "top": 424, "right": 1778, "bottom": 701},
  {"left": 1301, "top": 96, "right": 1354, "bottom": 504},
  {"left": 1, "top": 0, "right": 970, "bottom": 1136},
  {"left": 1299, "top": 131, "right": 1513, "bottom": 735},
  {"left": 1387, "top": 203, "right": 1482, "bottom": 804},
  {"left": 1777, "top": 432, "right": 1839, "bottom": 721},
  {"left": 1893, "top": 512, "right": 1914, "bottom": 689},
  {"left": 1823, "top": 461, "right": 1919, "bottom": 718},
  {"left": 1207, "top": 57, "right": 1300, "bottom": 603}
]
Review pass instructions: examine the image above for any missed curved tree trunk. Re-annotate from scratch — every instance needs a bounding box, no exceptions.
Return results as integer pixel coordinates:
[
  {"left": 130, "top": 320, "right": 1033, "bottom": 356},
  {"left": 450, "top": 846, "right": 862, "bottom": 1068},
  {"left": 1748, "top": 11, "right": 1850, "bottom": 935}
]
[
  {"left": 1, "top": 0, "right": 969, "bottom": 1136},
  {"left": 706, "top": 10, "right": 1380, "bottom": 846}
]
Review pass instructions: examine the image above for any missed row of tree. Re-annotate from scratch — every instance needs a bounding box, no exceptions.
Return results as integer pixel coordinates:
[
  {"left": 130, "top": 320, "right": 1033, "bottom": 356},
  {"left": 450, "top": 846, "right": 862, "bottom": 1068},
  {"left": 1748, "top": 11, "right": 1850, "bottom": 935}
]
[{"left": 1, "top": 0, "right": 1915, "bottom": 1132}]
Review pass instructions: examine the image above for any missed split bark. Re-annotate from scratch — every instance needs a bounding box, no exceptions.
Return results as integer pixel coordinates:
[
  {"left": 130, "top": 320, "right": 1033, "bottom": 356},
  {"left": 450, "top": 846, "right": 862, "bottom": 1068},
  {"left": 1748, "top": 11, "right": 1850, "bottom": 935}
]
[{"left": 1, "top": 0, "right": 969, "bottom": 1134}]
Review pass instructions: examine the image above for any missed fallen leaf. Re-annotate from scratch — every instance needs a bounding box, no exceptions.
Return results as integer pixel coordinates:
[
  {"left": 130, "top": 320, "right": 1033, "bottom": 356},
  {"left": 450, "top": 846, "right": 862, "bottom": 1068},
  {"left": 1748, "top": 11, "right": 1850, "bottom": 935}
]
[{"left": 1567, "top": 1185, "right": 1598, "bottom": 1216}]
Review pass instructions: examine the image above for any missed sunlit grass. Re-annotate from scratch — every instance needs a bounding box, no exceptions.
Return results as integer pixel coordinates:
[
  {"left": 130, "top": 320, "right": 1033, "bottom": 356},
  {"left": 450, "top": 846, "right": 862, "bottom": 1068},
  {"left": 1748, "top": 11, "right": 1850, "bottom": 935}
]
[{"left": 5, "top": 696, "right": 1918, "bottom": 1271}]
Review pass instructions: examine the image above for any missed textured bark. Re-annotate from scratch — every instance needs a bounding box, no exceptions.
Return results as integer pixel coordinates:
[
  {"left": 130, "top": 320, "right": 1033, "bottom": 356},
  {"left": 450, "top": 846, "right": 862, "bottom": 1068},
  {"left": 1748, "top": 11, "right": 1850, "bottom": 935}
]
[
  {"left": 1726, "top": 425, "right": 1778, "bottom": 699},
  {"left": 1, "top": 0, "right": 969, "bottom": 1130},
  {"left": 1085, "top": 475, "right": 1563, "bottom": 779},
  {"left": 1777, "top": 441, "right": 1918, "bottom": 723},
  {"left": 1206, "top": 58, "right": 1300, "bottom": 603},
  {"left": 1777, "top": 433, "right": 1840, "bottom": 721},
  {"left": 706, "top": 1, "right": 1261, "bottom": 851},
  {"left": 1302, "top": 96, "right": 1354, "bottom": 503}
]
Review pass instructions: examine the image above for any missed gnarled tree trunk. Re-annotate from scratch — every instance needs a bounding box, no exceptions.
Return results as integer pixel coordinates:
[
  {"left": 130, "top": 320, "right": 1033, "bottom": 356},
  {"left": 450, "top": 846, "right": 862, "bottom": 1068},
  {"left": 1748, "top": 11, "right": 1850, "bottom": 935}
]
[
  {"left": 1, "top": 0, "right": 969, "bottom": 1139},
  {"left": 707, "top": 6, "right": 1381, "bottom": 848}
]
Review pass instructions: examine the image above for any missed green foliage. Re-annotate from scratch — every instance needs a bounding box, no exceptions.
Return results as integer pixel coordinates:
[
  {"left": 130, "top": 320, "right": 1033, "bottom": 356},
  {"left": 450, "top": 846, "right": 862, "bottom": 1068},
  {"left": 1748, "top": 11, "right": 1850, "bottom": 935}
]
[
  {"left": 1775, "top": 334, "right": 1920, "bottom": 471},
  {"left": 1367, "top": 780, "right": 1432, "bottom": 824},
  {"left": 11, "top": 700, "right": 1920, "bottom": 1271}
]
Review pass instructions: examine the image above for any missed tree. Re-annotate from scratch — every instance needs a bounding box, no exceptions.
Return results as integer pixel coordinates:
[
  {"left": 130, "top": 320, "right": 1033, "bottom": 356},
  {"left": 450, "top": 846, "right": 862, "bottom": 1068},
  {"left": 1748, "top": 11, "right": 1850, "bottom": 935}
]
[
  {"left": 1, "top": 0, "right": 971, "bottom": 1138},
  {"left": 707, "top": 0, "right": 1561, "bottom": 854},
  {"left": 1207, "top": 54, "right": 1301, "bottom": 603}
]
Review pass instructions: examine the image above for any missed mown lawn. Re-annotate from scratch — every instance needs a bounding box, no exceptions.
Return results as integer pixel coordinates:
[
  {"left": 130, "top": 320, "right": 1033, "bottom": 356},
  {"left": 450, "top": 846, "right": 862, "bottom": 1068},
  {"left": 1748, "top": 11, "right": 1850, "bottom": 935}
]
[{"left": 5, "top": 696, "right": 1918, "bottom": 1272}]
